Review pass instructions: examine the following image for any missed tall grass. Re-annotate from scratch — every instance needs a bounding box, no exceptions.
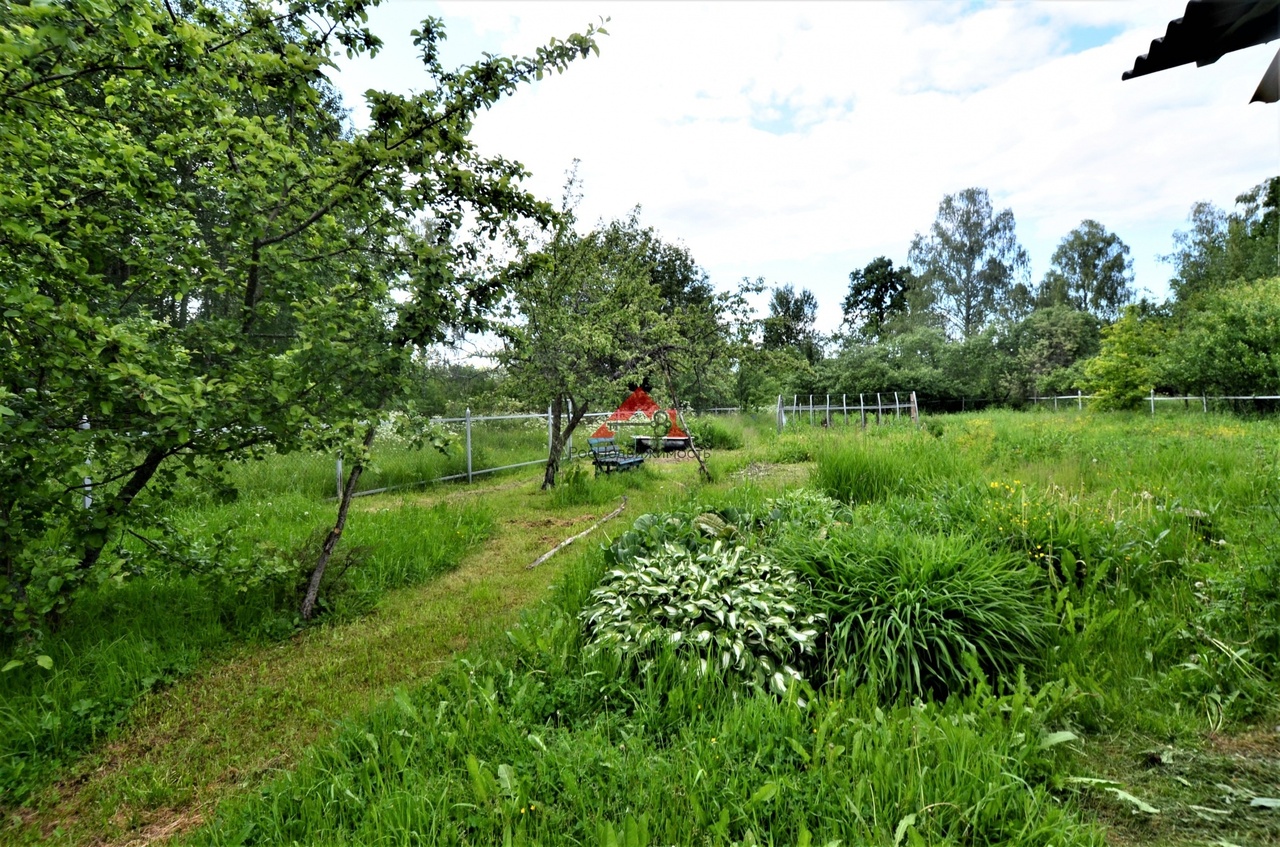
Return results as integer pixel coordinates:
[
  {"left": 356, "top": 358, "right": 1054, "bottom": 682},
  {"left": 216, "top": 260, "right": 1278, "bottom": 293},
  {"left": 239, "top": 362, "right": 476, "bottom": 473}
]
[
  {"left": 547, "top": 461, "right": 655, "bottom": 508},
  {"left": 0, "top": 500, "right": 492, "bottom": 804},
  {"left": 17, "top": 408, "right": 1280, "bottom": 846},
  {"left": 682, "top": 414, "right": 745, "bottom": 450},
  {"left": 192, "top": 541, "right": 1098, "bottom": 847},
  {"left": 775, "top": 526, "right": 1048, "bottom": 700},
  {"left": 812, "top": 431, "right": 972, "bottom": 504}
]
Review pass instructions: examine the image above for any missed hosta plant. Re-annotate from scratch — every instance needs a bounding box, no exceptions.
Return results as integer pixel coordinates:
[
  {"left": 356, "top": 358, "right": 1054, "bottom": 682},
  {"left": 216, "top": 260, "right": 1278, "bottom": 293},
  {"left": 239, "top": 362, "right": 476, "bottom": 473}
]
[
  {"left": 762, "top": 489, "right": 850, "bottom": 538},
  {"left": 604, "top": 507, "right": 745, "bottom": 566},
  {"left": 581, "top": 541, "right": 824, "bottom": 694}
]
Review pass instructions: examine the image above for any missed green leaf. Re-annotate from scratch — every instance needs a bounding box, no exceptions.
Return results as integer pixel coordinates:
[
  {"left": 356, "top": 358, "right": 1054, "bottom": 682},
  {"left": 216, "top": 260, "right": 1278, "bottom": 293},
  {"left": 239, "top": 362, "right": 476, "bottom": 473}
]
[
  {"left": 893, "top": 813, "right": 917, "bottom": 847},
  {"left": 2, "top": 660, "right": 22, "bottom": 673},
  {"left": 496, "top": 763, "right": 517, "bottom": 798},
  {"left": 1106, "top": 787, "right": 1159, "bottom": 814},
  {"left": 392, "top": 686, "right": 417, "bottom": 720},
  {"left": 1250, "top": 797, "right": 1280, "bottom": 808},
  {"left": 35, "top": 655, "right": 54, "bottom": 670},
  {"left": 1038, "top": 730, "right": 1078, "bottom": 749},
  {"left": 749, "top": 781, "right": 778, "bottom": 806}
]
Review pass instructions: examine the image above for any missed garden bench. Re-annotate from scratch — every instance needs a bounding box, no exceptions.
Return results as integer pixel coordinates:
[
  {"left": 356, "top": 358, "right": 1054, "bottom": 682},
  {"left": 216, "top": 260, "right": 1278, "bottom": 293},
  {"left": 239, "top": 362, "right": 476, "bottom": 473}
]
[{"left": 588, "top": 437, "right": 645, "bottom": 474}]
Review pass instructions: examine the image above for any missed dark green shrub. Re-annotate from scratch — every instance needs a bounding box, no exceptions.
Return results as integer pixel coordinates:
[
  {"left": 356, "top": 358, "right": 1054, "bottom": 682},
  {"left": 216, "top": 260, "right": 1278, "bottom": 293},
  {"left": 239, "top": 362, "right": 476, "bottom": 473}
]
[{"left": 777, "top": 527, "right": 1047, "bottom": 701}]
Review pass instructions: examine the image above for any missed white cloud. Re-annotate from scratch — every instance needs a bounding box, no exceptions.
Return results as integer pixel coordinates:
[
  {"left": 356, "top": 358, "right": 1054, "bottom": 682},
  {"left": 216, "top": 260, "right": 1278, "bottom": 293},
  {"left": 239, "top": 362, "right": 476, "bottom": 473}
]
[{"left": 333, "top": 0, "right": 1279, "bottom": 333}]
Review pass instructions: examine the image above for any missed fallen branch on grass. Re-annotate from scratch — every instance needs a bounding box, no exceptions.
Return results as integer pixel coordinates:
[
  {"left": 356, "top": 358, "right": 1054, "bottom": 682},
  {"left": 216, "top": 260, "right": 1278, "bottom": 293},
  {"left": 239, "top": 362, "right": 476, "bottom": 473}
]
[{"left": 527, "top": 497, "right": 627, "bottom": 570}]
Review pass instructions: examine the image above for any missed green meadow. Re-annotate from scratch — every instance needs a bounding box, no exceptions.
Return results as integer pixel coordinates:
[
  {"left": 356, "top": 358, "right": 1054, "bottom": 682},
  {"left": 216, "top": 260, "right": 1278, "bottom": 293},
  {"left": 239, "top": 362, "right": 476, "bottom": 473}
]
[{"left": 3, "top": 410, "right": 1278, "bottom": 846}]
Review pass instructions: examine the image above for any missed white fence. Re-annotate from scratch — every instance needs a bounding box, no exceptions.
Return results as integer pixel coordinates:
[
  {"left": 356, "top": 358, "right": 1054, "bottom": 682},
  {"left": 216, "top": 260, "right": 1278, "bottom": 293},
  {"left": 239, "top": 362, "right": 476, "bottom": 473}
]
[{"left": 776, "top": 392, "right": 919, "bottom": 432}]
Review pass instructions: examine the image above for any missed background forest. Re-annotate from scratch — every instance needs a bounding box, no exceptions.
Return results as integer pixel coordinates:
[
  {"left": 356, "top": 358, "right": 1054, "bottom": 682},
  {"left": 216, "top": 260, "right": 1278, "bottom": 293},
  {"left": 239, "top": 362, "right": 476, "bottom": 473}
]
[{"left": 425, "top": 176, "right": 1280, "bottom": 417}]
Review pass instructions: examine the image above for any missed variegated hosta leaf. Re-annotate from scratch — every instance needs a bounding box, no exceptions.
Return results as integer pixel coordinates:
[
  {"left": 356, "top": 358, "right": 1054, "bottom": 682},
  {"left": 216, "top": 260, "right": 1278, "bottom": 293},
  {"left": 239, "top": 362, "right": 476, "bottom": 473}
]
[{"left": 581, "top": 533, "right": 826, "bottom": 693}]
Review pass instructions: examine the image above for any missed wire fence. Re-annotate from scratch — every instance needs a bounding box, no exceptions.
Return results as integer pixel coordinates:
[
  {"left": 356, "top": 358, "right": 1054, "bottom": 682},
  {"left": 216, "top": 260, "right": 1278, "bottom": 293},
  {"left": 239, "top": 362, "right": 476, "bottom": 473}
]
[
  {"left": 330, "top": 406, "right": 741, "bottom": 499},
  {"left": 210, "top": 388, "right": 1280, "bottom": 503},
  {"left": 1028, "top": 390, "right": 1280, "bottom": 415},
  {"left": 776, "top": 392, "right": 919, "bottom": 431}
]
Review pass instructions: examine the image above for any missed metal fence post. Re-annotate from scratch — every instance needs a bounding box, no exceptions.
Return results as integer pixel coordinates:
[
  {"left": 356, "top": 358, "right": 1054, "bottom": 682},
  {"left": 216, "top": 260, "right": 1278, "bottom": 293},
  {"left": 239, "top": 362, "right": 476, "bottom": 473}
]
[
  {"left": 1054, "top": 394, "right": 1058, "bottom": 411},
  {"left": 860, "top": 393, "right": 866, "bottom": 429},
  {"left": 1202, "top": 394, "right": 1207, "bottom": 413},
  {"left": 842, "top": 393, "right": 848, "bottom": 425},
  {"left": 876, "top": 392, "right": 882, "bottom": 425},
  {"left": 809, "top": 394, "right": 814, "bottom": 426},
  {"left": 80, "top": 416, "right": 92, "bottom": 508},
  {"left": 336, "top": 453, "right": 343, "bottom": 500},
  {"left": 910, "top": 391, "right": 918, "bottom": 424},
  {"left": 1078, "top": 389, "right": 1083, "bottom": 410},
  {"left": 894, "top": 391, "right": 900, "bottom": 420},
  {"left": 1149, "top": 389, "right": 1155, "bottom": 417},
  {"left": 547, "top": 404, "right": 554, "bottom": 456},
  {"left": 465, "top": 407, "right": 473, "bottom": 483},
  {"left": 566, "top": 398, "right": 573, "bottom": 459},
  {"left": 777, "top": 395, "right": 784, "bottom": 433}
]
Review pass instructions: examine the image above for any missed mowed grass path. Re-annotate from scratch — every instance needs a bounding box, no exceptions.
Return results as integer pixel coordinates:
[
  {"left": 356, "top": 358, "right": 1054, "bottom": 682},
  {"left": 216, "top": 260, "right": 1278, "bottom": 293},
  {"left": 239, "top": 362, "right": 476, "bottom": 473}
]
[{"left": 16, "top": 460, "right": 718, "bottom": 846}]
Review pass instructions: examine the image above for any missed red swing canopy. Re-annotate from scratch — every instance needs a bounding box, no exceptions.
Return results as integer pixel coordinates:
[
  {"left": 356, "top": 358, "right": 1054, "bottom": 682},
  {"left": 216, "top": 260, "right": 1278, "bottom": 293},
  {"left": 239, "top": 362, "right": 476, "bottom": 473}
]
[{"left": 590, "top": 388, "right": 688, "bottom": 439}]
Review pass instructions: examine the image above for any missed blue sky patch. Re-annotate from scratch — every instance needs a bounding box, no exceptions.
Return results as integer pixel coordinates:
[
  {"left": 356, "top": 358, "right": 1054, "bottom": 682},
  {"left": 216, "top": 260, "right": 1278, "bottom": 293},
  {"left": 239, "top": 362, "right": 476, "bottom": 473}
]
[
  {"left": 750, "top": 99, "right": 805, "bottom": 136},
  {"left": 1063, "top": 23, "right": 1126, "bottom": 55}
]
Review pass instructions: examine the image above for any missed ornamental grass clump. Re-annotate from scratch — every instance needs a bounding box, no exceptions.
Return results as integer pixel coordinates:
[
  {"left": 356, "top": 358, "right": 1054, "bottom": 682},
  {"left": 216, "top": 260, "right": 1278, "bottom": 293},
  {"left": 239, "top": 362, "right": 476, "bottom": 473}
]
[
  {"left": 580, "top": 540, "right": 824, "bottom": 695},
  {"left": 779, "top": 527, "right": 1047, "bottom": 701},
  {"left": 812, "top": 440, "right": 925, "bottom": 504}
]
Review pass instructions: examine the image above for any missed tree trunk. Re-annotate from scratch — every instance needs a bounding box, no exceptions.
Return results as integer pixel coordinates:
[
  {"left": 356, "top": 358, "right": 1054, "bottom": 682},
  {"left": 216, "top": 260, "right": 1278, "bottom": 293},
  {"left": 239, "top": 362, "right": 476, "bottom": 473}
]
[
  {"left": 661, "top": 363, "right": 711, "bottom": 483},
  {"left": 542, "top": 396, "right": 588, "bottom": 489},
  {"left": 78, "top": 445, "right": 169, "bottom": 574},
  {"left": 301, "top": 423, "right": 377, "bottom": 620}
]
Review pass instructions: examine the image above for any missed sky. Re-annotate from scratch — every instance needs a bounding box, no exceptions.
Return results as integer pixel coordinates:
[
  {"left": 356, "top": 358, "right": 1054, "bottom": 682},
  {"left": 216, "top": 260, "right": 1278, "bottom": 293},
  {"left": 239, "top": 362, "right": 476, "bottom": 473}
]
[{"left": 331, "top": 0, "right": 1280, "bottom": 334}]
